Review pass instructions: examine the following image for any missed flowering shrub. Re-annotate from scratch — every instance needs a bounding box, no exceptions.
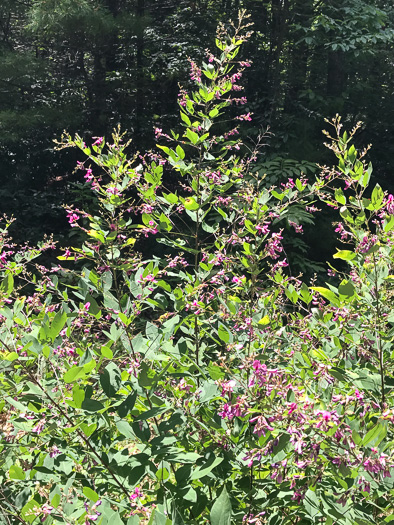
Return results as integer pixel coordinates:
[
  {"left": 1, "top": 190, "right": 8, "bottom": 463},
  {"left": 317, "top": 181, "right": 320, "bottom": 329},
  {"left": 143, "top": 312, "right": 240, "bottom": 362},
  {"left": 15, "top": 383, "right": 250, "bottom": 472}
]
[{"left": 1, "top": 12, "right": 394, "bottom": 525}]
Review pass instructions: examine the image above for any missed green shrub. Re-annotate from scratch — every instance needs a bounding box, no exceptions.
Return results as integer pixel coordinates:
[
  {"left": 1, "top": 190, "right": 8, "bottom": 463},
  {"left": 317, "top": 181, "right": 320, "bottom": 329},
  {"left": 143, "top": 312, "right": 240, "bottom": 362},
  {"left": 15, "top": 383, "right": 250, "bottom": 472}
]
[{"left": 1, "top": 12, "right": 394, "bottom": 525}]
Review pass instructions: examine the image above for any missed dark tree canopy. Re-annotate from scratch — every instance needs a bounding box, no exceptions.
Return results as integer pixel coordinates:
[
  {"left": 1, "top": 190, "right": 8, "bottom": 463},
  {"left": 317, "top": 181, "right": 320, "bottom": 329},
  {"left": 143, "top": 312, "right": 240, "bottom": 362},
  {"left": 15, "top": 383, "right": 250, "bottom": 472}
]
[{"left": 1, "top": 0, "right": 394, "bottom": 253}]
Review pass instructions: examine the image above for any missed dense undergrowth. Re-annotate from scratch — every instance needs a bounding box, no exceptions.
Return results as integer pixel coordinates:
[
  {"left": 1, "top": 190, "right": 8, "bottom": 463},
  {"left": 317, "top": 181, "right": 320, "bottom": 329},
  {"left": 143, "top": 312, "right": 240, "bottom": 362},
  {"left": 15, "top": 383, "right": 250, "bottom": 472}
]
[{"left": 1, "top": 12, "right": 394, "bottom": 525}]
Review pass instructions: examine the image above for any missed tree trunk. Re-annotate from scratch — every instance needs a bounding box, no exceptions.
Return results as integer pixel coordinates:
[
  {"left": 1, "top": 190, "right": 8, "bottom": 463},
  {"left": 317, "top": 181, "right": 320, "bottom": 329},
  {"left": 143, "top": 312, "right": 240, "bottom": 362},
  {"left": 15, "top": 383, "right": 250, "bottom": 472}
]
[
  {"left": 135, "top": 0, "right": 145, "bottom": 145},
  {"left": 285, "top": 0, "right": 314, "bottom": 111},
  {"left": 327, "top": 50, "right": 346, "bottom": 97},
  {"left": 268, "top": 0, "right": 289, "bottom": 121}
]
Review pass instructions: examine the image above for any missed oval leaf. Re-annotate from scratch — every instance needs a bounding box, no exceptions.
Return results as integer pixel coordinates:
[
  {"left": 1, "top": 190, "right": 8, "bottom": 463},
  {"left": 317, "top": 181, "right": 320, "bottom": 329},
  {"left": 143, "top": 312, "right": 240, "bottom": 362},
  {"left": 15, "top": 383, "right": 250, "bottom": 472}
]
[{"left": 210, "top": 486, "right": 232, "bottom": 525}]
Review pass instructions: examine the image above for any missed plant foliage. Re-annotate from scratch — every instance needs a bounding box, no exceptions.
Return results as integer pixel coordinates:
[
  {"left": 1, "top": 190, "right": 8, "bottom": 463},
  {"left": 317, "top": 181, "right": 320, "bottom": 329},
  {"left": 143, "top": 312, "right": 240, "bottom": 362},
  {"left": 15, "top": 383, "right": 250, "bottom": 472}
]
[{"left": 1, "top": 12, "right": 394, "bottom": 525}]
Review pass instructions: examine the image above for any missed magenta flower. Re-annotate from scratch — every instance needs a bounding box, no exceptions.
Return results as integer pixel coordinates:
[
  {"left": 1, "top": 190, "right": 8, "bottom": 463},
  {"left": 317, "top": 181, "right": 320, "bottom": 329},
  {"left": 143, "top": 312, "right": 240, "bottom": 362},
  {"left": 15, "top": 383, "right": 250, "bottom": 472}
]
[
  {"left": 49, "top": 445, "right": 61, "bottom": 458},
  {"left": 249, "top": 415, "right": 274, "bottom": 437},
  {"left": 220, "top": 379, "right": 236, "bottom": 397},
  {"left": 66, "top": 211, "right": 79, "bottom": 225},
  {"left": 84, "top": 168, "right": 94, "bottom": 182},
  {"left": 92, "top": 137, "right": 103, "bottom": 146},
  {"left": 386, "top": 194, "right": 394, "bottom": 214},
  {"left": 235, "top": 113, "right": 252, "bottom": 121}
]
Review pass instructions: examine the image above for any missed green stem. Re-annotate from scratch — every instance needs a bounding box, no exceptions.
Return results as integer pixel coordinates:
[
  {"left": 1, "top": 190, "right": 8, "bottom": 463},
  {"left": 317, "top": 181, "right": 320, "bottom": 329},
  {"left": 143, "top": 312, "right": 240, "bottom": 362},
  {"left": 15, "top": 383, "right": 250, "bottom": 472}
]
[{"left": 372, "top": 252, "right": 385, "bottom": 408}]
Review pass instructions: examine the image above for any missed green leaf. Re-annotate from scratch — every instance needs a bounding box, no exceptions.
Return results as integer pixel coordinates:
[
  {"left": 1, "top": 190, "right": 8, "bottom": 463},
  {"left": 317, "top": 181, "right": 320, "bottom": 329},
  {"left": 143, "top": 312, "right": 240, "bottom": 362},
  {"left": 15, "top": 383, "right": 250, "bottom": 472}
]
[
  {"left": 5, "top": 352, "right": 19, "bottom": 361},
  {"left": 371, "top": 183, "right": 384, "bottom": 209},
  {"left": 310, "top": 287, "right": 340, "bottom": 307},
  {"left": 103, "top": 511, "right": 124, "bottom": 525},
  {"left": 361, "top": 167, "right": 372, "bottom": 188},
  {"left": 210, "top": 486, "right": 232, "bottom": 525},
  {"left": 191, "top": 456, "right": 223, "bottom": 480},
  {"left": 5, "top": 396, "right": 28, "bottom": 412},
  {"left": 171, "top": 503, "right": 186, "bottom": 525},
  {"left": 180, "top": 112, "right": 191, "bottom": 126},
  {"left": 162, "top": 193, "right": 178, "bottom": 204},
  {"left": 209, "top": 108, "right": 219, "bottom": 118},
  {"left": 384, "top": 216, "right": 394, "bottom": 232},
  {"left": 199, "top": 382, "right": 219, "bottom": 403},
  {"left": 217, "top": 324, "right": 230, "bottom": 343},
  {"left": 207, "top": 362, "right": 225, "bottom": 380},
  {"left": 51, "top": 493, "right": 61, "bottom": 508},
  {"left": 101, "top": 345, "right": 113, "bottom": 359},
  {"left": 272, "top": 433, "right": 290, "bottom": 461},
  {"left": 21, "top": 499, "right": 41, "bottom": 523},
  {"left": 117, "top": 392, "right": 137, "bottom": 418},
  {"left": 338, "top": 280, "right": 355, "bottom": 299},
  {"left": 116, "top": 420, "right": 135, "bottom": 439},
  {"left": 185, "top": 128, "right": 199, "bottom": 145},
  {"left": 304, "top": 489, "right": 321, "bottom": 518},
  {"left": 49, "top": 310, "right": 67, "bottom": 340},
  {"left": 352, "top": 429, "right": 362, "bottom": 446},
  {"left": 83, "top": 487, "right": 99, "bottom": 502},
  {"left": 9, "top": 465, "right": 25, "bottom": 480},
  {"left": 81, "top": 399, "right": 104, "bottom": 412},
  {"left": 80, "top": 422, "right": 97, "bottom": 437},
  {"left": 167, "top": 452, "right": 201, "bottom": 463},
  {"left": 184, "top": 197, "right": 199, "bottom": 210},
  {"left": 335, "top": 188, "right": 346, "bottom": 205},
  {"left": 0, "top": 273, "right": 14, "bottom": 296},
  {"left": 63, "top": 366, "right": 86, "bottom": 384},
  {"left": 362, "top": 423, "right": 387, "bottom": 447},
  {"left": 176, "top": 145, "right": 185, "bottom": 159},
  {"left": 72, "top": 385, "right": 85, "bottom": 408},
  {"left": 340, "top": 206, "right": 354, "bottom": 224},
  {"left": 156, "top": 467, "right": 170, "bottom": 481},
  {"left": 333, "top": 250, "right": 356, "bottom": 261},
  {"left": 100, "top": 362, "right": 122, "bottom": 397}
]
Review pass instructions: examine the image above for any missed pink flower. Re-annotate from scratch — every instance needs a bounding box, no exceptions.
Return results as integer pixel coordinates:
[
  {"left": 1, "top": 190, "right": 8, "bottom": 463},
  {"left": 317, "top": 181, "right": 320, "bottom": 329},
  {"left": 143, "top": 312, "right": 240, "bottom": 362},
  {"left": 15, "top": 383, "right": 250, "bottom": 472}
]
[
  {"left": 92, "top": 137, "right": 103, "bottom": 146},
  {"left": 189, "top": 60, "right": 202, "bottom": 83},
  {"left": 106, "top": 186, "right": 121, "bottom": 195},
  {"left": 288, "top": 220, "right": 303, "bottom": 234},
  {"left": 220, "top": 380, "right": 236, "bottom": 397},
  {"left": 357, "top": 234, "right": 377, "bottom": 254},
  {"left": 355, "top": 389, "right": 364, "bottom": 400},
  {"left": 67, "top": 211, "right": 79, "bottom": 225},
  {"left": 49, "top": 445, "right": 61, "bottom": 458},
  {"left": 84, "top": 168, "right": 94, "bottom": 182},
  {"left": 314, "top": 410, "right": 339, "bottom": 430},
  {"left": 265, "top": 231, "right": 283, "bottom": 259},
  {"left": 256, "top": 223, "right": 270, "bottom": 235},
  {"left": 386, "top": 194, "right": 394, "bottom": 215},
  {"left": 32, "top": 418, "right": 46, "bottom": 434},
  {"left": 218, "top": 397, "right": 248, "bottom": 420},
  {"left": 249, "top": 415, "right": 274, "bottom": 437},
  {"left": 236, "top": 113, "right": 252, "bottom": 121},
  {"left": 41, "top": 504, "right": 53, "bottom": 516},
  {"left": 130, "top": 486, "right": 144, "bottom": 502},
  {"left": 287, "top": 402, "right": 297, "bottom": 416}
]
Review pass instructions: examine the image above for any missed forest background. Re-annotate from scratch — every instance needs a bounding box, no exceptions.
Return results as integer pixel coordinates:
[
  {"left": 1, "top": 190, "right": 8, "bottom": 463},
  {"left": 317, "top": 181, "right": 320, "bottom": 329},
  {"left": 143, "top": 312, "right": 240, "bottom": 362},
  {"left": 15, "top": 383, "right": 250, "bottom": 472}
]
[{"left": 2, "top": 0, "right": 394, "bottom": 274}]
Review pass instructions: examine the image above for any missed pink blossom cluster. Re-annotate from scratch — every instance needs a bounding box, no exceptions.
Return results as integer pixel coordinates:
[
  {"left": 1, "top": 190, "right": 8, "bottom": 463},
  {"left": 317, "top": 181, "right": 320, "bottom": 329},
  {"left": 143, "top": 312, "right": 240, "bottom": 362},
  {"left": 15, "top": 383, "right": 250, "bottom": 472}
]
[
  {"left": 167, "top": 255, "right": 189, "bottom": 268},
  {"left": 357, "top": 234, "right": 377, "bottom": 254},
  {"left": 265, "top": 231, "right": 284, "bottom": 259},
  {"left": 235, "top": 113, "right": 252, "bottom": 121},
  {"left": 189, "top": 60, "right": 202, "bottom": 83}
]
